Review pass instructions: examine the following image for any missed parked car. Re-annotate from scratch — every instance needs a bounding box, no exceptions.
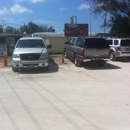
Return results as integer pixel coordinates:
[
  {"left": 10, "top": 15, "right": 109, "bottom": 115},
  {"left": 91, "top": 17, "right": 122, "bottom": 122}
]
[
  {"left": 64, "top": 37, "right": 110, "bottom": 66},
  {"left": 107, "top": 38, "right": 130, "bottom": 61},
  {"left": 12, "top": 37, "right": 52, "bottom": 72}
]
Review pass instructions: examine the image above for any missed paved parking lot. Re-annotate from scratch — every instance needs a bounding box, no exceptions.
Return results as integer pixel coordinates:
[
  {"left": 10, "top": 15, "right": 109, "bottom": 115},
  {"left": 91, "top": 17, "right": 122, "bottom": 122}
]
[{"left": 0, "top": 58, "right": 130, "bottom": 130}]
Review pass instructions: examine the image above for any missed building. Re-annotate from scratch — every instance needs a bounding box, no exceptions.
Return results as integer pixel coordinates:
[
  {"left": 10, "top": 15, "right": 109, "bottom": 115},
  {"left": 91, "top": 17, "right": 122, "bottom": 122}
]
[
  {"left": 32, "top": 32, "right": 68, "bottom": 54},
  {"left": 0, "top": 33, "right": 29, "bottom": 56}
]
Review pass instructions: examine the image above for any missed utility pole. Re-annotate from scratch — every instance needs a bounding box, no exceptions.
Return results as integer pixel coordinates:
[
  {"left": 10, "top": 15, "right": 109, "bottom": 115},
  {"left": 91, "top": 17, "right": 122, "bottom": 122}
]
[
  {"left": 30, "top": 22, "right": 32, "bottom": 36},
  {"left": 86, "top": 0, "right": 92, "bottom": 36},
  {"left": 89, "top": 1, "right": 92, "bottom": 36},
  {"left": 1, "top": 21, "right": 6, "bottom": 33}
]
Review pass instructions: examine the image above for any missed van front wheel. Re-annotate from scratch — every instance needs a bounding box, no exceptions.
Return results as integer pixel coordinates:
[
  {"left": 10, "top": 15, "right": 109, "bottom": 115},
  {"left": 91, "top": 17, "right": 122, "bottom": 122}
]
[
  {"left": 74, "top": 54, "right": 82, "bottom": 67},
  {"left": 12, "top": 66, "right": 18, "bottom": 72},
  {"left": 64, "top": 50, "right": 68, "bottom": 58}
]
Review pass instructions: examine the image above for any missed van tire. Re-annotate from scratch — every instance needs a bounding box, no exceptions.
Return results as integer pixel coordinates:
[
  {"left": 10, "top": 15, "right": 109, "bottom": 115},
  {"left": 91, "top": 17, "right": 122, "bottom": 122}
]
[
  {"left": 12, "top": 66, "right": 18, "bottom": 72},
  {"left": 44, "top": 66, "right": 49, "bottom": 71},
  {"left": 74, "top": 54, "right": 82, "bottom": 67},
  {"left": 64, "top": 50, "right": 68, "bottom": 58},
  {"left": 110, "top": 52, "right": 116, "bottom": 61},
  {"left": 127, "top": 57, "right": 130, "bottom": 60}
]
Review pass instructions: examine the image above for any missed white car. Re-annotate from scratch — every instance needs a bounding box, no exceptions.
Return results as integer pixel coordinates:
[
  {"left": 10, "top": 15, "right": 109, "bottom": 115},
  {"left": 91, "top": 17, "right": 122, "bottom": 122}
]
[
  {"left": 12, "top": 37, "right": 52, "bottom": 72},
  {"left": 107, "top": 38, "right": 130, "bottom": 61}
]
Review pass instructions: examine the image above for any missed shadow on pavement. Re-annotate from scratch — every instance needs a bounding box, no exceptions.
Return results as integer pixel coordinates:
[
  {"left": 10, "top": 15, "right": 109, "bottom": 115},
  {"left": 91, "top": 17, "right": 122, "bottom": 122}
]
[
  {"left": 114, "top": 57, "right": 130, "bottom": 63},
  {"left": 83, "top": 61, "right": 121, "bottom": 70},
  {"left": 68, "top": 59, "right": 121, "bottom": 70},
  {"left": 18, "top": 58, "right": 59, "bottom": 74}
]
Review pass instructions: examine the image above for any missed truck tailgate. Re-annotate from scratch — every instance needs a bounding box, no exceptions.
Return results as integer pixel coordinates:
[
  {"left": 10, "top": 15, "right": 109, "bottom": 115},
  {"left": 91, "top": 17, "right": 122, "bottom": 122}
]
[{"left": 84, "top": 48, "right": 109, "bottom": 58}]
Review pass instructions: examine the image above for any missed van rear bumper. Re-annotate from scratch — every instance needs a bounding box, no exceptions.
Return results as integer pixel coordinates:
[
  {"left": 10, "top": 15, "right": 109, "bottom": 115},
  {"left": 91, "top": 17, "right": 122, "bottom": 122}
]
[
  {"left": 116, "top": 52, "right": 130, "bottom": 57},
  {"left": 79, "top": 57, "right": 110, "bottom": 62}
]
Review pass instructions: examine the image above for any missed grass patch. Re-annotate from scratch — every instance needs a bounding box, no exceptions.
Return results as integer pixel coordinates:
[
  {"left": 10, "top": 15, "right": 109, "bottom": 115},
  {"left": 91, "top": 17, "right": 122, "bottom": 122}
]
[{"left": 49, "top": 54, "right": 62, "bottom": 58}]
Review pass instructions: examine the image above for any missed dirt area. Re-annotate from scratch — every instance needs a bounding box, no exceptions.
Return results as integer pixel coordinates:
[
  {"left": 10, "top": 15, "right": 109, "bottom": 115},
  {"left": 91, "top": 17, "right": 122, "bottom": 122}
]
[{"left": 0, "top": 57, "right": 130, "bottom": 130}]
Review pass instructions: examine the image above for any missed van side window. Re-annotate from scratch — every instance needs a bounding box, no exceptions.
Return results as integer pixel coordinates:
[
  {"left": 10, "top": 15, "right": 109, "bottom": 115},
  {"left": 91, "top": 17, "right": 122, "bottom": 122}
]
[
  {"left": 114, "top": 40, "right": 118, "bottom": 45},
  {"left": 69, "top": 38, "right": 75, "bottom": 45},
  {"left": 69, "top": 38, "right": 73, "bottom": 45},
  {"left": 76, "top": 38, "right": 84, "bottom": 47},
  {"left": 72, "top": 38, "right": 76, "bottom": 45},
  {"left": 107, "top": 40, "right": 112, "bottom": 45}
]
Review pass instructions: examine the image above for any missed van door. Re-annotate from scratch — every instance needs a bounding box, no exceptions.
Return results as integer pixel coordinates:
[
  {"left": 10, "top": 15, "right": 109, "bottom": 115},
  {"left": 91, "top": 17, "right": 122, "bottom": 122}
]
[{"left": 69, "top": 38, "right": 76, "bottom": 58}]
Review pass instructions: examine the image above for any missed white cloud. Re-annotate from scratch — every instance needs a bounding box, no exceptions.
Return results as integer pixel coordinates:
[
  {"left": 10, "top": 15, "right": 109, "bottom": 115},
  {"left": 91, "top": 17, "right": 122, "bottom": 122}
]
[
  {"left": 10, "top": 4, "right": 33, "bottom": 13},
  {"left": 14, "top": 0, "right": 47, "bottom": 3},
  {"left": 78, "top": 4, "right": 90, "bottom": 10},
  {"left": 0, "top": 8, "right": 8, "bottom": 15},
  {"left": 59, "top": 8, "right": 66, "bottom": 11}
]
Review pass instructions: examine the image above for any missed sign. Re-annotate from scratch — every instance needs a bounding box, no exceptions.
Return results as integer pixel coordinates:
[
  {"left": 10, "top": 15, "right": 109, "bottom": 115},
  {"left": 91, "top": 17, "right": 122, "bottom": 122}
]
[
  {"left": 8, "top": 37, "right": 15, "bottom": 56},
  {"left": 0, "top": 44, "right": 7, "bottom": 56},
  {"left": 45, "top": 39, "right": 49, "bottom": 45},
  {"left": 64, "top": 23, "right": 88, "bottom": 37}
]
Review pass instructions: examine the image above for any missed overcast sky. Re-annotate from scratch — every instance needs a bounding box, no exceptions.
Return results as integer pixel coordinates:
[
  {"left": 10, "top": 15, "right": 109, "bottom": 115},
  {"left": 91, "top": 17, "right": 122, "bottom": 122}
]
[{"left": 0, "top": 0, "right": 108, "bottom": 33}]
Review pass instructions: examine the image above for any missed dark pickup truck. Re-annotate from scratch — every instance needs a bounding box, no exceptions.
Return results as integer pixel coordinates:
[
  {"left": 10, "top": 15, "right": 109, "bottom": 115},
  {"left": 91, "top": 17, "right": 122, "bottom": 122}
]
[{"left": 64, "top": 37, "right": 110, "bottom": 66}]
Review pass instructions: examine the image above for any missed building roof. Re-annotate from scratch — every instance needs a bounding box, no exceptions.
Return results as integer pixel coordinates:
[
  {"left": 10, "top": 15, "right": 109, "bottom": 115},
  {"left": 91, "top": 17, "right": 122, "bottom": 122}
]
[
  {"left": 20, "top": 37, "right": 43, "bottom": 40},
  {"left": 0, "top": 33, "right": 14, "bottom": 36},
  {"left": 32, "top": 32, "right": 65, "bottom": 38},
  {"left": 0, "top": 33, "right": 30, "bottom": 37}
]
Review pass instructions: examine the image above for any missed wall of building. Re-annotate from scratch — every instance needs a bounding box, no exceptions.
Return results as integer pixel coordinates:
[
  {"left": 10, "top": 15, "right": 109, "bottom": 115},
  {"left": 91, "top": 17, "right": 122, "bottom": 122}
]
[
  {"left": 0, "top": 33, "right": 69, "bottom": 56},
  {"left": 43, "top": 37, "right": 68, "bottom": 54},
  {"left": 0, "top": 37, "right": 8, "bottom": 56}
]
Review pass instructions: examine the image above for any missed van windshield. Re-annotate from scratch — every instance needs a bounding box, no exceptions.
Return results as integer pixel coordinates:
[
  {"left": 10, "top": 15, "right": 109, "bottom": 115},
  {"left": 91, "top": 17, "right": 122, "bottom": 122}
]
[
  {"left": 121, "top": 39, "right": 130, "bottom": 46},
  {"left": 16, "top": 39, "right": 45, "bottom": 48},
  {"left": 84, "top": 38, "right": 109, "bottom": 48}
]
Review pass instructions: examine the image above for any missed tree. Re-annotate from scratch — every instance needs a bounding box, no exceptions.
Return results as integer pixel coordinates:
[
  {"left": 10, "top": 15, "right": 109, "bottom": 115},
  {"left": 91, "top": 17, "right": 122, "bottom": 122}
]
[
  {"left": 0, "top": 25, "right": 3, "bottom": 33},
  {"left": 0, "top": 21, "right": 55, "bottom": 34},
  {"left": 20, "top": 22, "right": 55, "bottom": 34},
  {"left": 89, "top": 0, "right": 130, "bottom": 36},
  {"left": 6, "top": 26, "right": 18, "bottom": 33},
  {"left": 90, "top": 0, "right": 130, "bottom": 18},
  {"left": 109, "top": 14, "right": 130, "bottom": 36}
]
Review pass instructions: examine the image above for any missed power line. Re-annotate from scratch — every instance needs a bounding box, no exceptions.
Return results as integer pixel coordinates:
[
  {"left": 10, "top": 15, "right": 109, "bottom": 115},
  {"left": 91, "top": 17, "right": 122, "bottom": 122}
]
[{"left": 0, "top": 19, "right": 22, "bottom": 27}]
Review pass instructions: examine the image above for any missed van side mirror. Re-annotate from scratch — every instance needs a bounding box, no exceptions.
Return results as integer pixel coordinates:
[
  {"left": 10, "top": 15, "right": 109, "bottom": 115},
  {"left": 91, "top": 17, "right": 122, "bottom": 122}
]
[
  {"left": 65, "top": 42, "right": 68, "bottom": 44},
  {"left": 47, "top": 45, "right": 52, "bottom": 48},
  {"left": 10, "top": 45, "right": 15, "bottom": 49}
]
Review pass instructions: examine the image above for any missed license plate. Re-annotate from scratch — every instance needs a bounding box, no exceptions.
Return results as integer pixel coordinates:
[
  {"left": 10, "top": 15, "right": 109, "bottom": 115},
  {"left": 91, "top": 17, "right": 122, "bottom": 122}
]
[
  {"left": 27, "top": 65, "right": 34, "bottom": 68},
  {"left": 92, "top": 58, "right": 100, "bottom": 60}
]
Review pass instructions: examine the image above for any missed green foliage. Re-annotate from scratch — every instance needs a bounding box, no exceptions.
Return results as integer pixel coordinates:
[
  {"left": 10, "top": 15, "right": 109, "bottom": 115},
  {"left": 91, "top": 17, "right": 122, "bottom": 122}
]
[
  {"left": 20, "top": 22, "right": 55, "bottom": 34},
  {"left": 0, "top": 21, "right": 55, "bottom": 34},
  {"left": 0, "top": 25, "right": 3, "bottom": 33},
  {"left": 109, "top": 14, "right": 130, "bottom": 36},
  {"left": 89, "top": 0, "right": 130, "bottom": 36},
  {"left": 91, "top": 0, "right": 130, "bottom": 17}
]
